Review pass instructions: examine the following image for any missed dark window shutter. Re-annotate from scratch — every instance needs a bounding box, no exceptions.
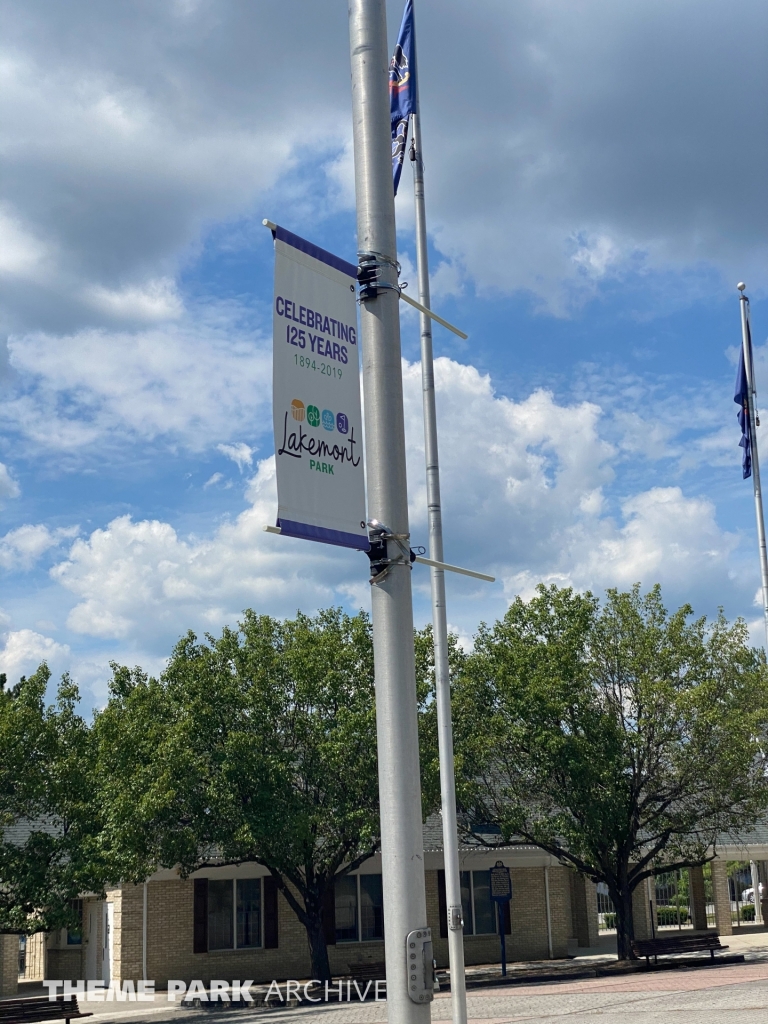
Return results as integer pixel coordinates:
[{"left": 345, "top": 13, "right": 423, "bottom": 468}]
[
  {"left": 437, "top": 870, "right": 448, "bottom": 938},
  {"left": 264, "top": 876, "right": 279, "bottom": 949},
  {"left": 502, "top": 900, "right": 511, "bottom": 935},
  {"left": 193, "top": 878, "right": 208, "bottom": 954},
  {"left": 322, "top": 884, "right": 337, "bottom": 945}
]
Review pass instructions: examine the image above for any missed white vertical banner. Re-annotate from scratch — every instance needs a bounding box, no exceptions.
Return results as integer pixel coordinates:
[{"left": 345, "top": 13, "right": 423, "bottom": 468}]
[{"left": 270, "top": 225, "right": 369, "bottom": 550}]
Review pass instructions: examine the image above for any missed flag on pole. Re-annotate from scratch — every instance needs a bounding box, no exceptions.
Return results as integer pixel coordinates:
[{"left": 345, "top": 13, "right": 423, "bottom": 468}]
[
  {"left": 390, "top": 0, "right": 416, "bottom": 195},
  {"left": 735, "top": 317, "right": 754, "bottom": 479}
]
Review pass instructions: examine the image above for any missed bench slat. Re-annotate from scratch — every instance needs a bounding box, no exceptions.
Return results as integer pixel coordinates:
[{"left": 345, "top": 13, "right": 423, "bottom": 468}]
[
  {"left": 631, "top": 932, "right": 726, "bottom": 962},
  {"left": 0, "top": 995, "right": 91, "bottom": 1022},
  {"left": 0, "top": 1015, "right": 90, "bottom": 1021},
  {"left": 348, "top": 962, "right": 386, "bottom": 980}
]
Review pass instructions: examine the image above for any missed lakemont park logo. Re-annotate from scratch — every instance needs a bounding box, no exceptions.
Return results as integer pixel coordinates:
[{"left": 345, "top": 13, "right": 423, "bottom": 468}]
[
  {"left": 278, "top": 399, "right": 361, "bottom": 475},
  {"left": 291, "top": 399, "right": 349, "bottom": 435}
]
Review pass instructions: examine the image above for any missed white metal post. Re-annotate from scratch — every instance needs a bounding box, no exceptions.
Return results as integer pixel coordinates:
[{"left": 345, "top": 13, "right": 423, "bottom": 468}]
[
  {"left": 348, "top": 3, "right": 431, "bottom": 1021},
  {"left": 739, "top": 286, "right": 768, "bottom": 646},
  {"left": 411, "top": 99, "right": 469, "bottom": 1024},
  {"left": 750, "top": 860, "right": 764, "bottom": 926}
]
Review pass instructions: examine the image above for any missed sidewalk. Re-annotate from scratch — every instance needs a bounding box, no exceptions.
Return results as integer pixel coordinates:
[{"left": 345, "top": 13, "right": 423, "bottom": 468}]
[{"left": 10, "top": 929, "right": 768, "bottom": 1024}]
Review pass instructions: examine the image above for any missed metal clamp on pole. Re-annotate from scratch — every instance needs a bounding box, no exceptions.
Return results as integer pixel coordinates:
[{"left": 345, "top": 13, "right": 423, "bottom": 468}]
[
  {"left": 366, "top": 518, "right": 413, "bottom": 585},
  {"left": 448, "top": 906, "right": 463, "bottom": 931},
  {"left": 357, "top": 250, "right": 401, "bottom": 303}
]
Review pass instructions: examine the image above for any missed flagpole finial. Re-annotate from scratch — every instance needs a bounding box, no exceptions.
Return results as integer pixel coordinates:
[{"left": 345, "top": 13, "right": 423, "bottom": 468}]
[{"left": 738, "top": 282, "right": 747, "bottom": 292}]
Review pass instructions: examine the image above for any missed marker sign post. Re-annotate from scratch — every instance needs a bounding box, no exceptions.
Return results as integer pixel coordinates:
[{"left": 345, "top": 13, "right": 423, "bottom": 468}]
[
  {"left": 490, "top": 861, "right": 512, "bottom": 977},
  {"left": 270, "top": 225, "right": 369, "bottom": 551}
]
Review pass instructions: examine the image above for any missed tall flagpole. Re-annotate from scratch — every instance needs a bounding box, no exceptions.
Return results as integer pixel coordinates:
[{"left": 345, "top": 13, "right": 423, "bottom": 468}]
[
  {"left": 409, "top": 15, "right": 469, "bottom": 1024},
  {"left": 738, "top": 283, "right": 768, "bottom": 645},
  {"left": 348, "top": 3, "right": 432, "bottom": 1022}
]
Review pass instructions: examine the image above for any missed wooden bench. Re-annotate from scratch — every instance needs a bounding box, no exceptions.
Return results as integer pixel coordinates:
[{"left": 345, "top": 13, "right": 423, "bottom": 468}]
[
  {"left": 0, "top": 995, "right": 92, "bottom": 1023},
  {"left": 348, "top": 961, "right": 386, "bottom": 983},
  {"left": 631, "top": 932, "right": 727, "bottom": 964}
]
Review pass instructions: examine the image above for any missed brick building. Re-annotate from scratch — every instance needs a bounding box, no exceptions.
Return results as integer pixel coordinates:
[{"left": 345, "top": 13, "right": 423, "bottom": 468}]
[
  {"left": 4, "top": 820, "right": 629, "bottom": 992},
  {"left": 3, "top": 820, "right": 766, "bottom": 995}
]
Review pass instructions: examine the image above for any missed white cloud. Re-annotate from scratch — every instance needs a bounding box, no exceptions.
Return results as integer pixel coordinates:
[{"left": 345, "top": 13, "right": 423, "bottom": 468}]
[
  {"left": 0, "top": 0, "right": 763, "bottom": 338},
  {"left": 3, "top": 308, "right": 270, "bottom": 452},
  {"left": 401, "top": 358, "right": 745, "bottom": 627},
  {"left": 421, "top": 0, "right": 767, "bottom": 309},
  {"left": 203, "top": 472, "right": 224, "bottom": 489},
  {"left": 217, "top": 442, "right": 255, "bottom": 472},
  {"left": 570, "top": 232, "right": 625, "bottom": 279},
  {"left": 0, "top": 463, "right": 21, "bottom": 503},
  {"left": 0, "top": 1, "right": 353, "bottom": 336},
  {"left": 402, "top": 357, "right": 616, "bottom": 571},
  {"left": 0, "top": 524, "right": 78, "bottom": 571},
  {"left": 84, "top": 277, "right": 183, "bottom": 322},
  {"left": 575, "top": 487, "right": 737, "bottom": 590},
  {"left": 51, "top": 457, "right": 364, "bottom": 650},
  {"left": 45, "top": 357, "right": 744, "bottom": 656},
  {"left": 0, "top": 208, "right": 48, "bottom": 278},
  {"left": 0, "top": 629, "right": 70, "bottom": 685}
]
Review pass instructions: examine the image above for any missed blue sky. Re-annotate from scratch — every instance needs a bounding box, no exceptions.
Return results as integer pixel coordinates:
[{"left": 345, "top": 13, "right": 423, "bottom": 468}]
[{"left": 1, "top": 0, "right": 767, "bottom": 709}]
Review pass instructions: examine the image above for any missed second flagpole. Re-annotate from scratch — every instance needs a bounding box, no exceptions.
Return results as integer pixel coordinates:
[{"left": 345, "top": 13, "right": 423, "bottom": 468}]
[
  {"left": 409, "top": 27, "right": 469, "bottom": 1024},
  {"left": 738, "top": 284, "right": 768, "bottom": 646}
]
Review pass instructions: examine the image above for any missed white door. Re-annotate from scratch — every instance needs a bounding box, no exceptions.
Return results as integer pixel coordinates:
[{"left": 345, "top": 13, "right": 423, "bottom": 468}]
[
  {"left": 85, "top": 903, "right": 99, "bottom": 980},
  {"left": 102, "top": 903, "right": 113, "bottom": 984}
]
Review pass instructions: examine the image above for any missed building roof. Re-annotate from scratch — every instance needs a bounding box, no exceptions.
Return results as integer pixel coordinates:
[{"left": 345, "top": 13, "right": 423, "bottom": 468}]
[
  {"left": 717, "top": 820, "right": 768, "bottom": 855},
  {"left": 1, "top": 818, "right": 60, "bottom": 846},
  {"left": 421, "top": 813, "right": 539, "bottom": 854}
]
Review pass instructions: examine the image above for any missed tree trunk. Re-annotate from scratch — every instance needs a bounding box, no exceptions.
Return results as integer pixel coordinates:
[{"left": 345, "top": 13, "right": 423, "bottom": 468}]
[
  {"left": 304, "top": 904, "right": 332, "bottom": 982},
  {"left": 613, "top": 884, "right": 636, "bottom": 960}
]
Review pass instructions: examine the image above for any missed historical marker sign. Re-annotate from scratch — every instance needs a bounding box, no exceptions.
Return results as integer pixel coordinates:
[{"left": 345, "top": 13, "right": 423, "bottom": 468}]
[
  {"left": 490, "top": 861, "right": 512, "bottom": 977},
  {"left": 490, "top": 862, "right": 512, "bottom": 900},
  {"left": 270, "top": 225, "right": 369, "bottom": 550}
]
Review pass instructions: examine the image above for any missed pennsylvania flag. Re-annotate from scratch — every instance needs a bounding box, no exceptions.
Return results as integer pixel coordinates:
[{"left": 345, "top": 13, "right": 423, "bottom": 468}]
[
  {"left": 390, "top": 0, "right": 416, "bottom": 195},
  {"left": 735, "top": 319, "right": 754, "bottom": 479}
]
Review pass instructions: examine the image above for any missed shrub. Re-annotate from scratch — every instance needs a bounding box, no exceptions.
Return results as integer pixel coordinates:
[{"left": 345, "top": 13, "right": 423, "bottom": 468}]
[
  {"left": 740, "top": 904, "right": 756, "bottom": 921},
  {"left": 656, "top": 906, "right": 689, "bottom": 926}
]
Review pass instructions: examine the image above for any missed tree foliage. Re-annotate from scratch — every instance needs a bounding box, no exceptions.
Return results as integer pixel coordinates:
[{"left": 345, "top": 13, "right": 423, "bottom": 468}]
[
  {"left": 452, "top": 584, "right": 768, "bottom": 959},
  {"left": 94, "top": 608, "right": 381, "bottom": 980},
  {"left": 0, "top": 666, "right": 101, "bottom": 934}
]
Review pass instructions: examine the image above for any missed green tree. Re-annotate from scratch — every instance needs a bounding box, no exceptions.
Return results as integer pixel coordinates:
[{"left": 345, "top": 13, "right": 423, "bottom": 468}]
[
  {"left": 0, "top": 666, "right": 101, "bottom": 934},
  {"left": 95, "top": 608, "right": 381, "bottom": 981},
  {"left": 453, "top": 584, "right": 768, "bottom": 959}
]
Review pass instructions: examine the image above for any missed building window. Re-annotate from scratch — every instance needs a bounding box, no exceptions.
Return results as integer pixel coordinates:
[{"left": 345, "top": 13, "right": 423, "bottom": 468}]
[
  {"left": 208, "top": 878, "right": 264, "bottom": 951},
  {"left": 67, "top": 899, "right": 83, "bottom": 945},
  {"left": 472, "top": 870, "right": 496, "bottom": 934},
  {"left": 237, "top": 879, "right": 261, "bottom": 949},
  {"left": 335, "top": 875, "right": 359, "bottom": 942},
  {"left": 334, "top": 874, "right": 384, "bottom": 943},
  {"left": 460, "top": 870, "right": 501, "bottom": 935},
  {"left": 360, "top": 874, "right": 384, "bottom": 940},
  {"left": 460, "top": 871, "right": 474, "bottom": 934},
  {"left": 208, "top": 880, "right": 234, "bottom": 950}
]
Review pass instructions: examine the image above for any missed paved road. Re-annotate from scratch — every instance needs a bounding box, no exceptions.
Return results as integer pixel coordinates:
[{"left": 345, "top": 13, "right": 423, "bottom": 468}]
[
  {"left": 23, "top": 931, "right": 768, "bottom": 1024},
  {"left": 70, "top": 960, "right": 768, "bottom": 1024}
]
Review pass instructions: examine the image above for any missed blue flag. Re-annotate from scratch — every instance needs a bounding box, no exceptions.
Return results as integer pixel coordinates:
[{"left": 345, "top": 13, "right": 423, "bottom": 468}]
[
  {"left": 735, "top": 321, "right": 753, "bottom": 479},
  {"left": 390, "top": 0, "right": 416, "bottom": 195}
]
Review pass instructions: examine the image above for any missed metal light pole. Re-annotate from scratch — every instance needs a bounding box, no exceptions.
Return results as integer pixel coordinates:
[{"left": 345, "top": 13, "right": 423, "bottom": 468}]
[
  {"left": 411, "top": 102, "right": 469, "bottom": 1024},
  {"left": 738, "top": 283, "right": 768, "bottom": 646},
  {"left": 348, "top": 2, "right": 432, "bottom": 1021}
]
